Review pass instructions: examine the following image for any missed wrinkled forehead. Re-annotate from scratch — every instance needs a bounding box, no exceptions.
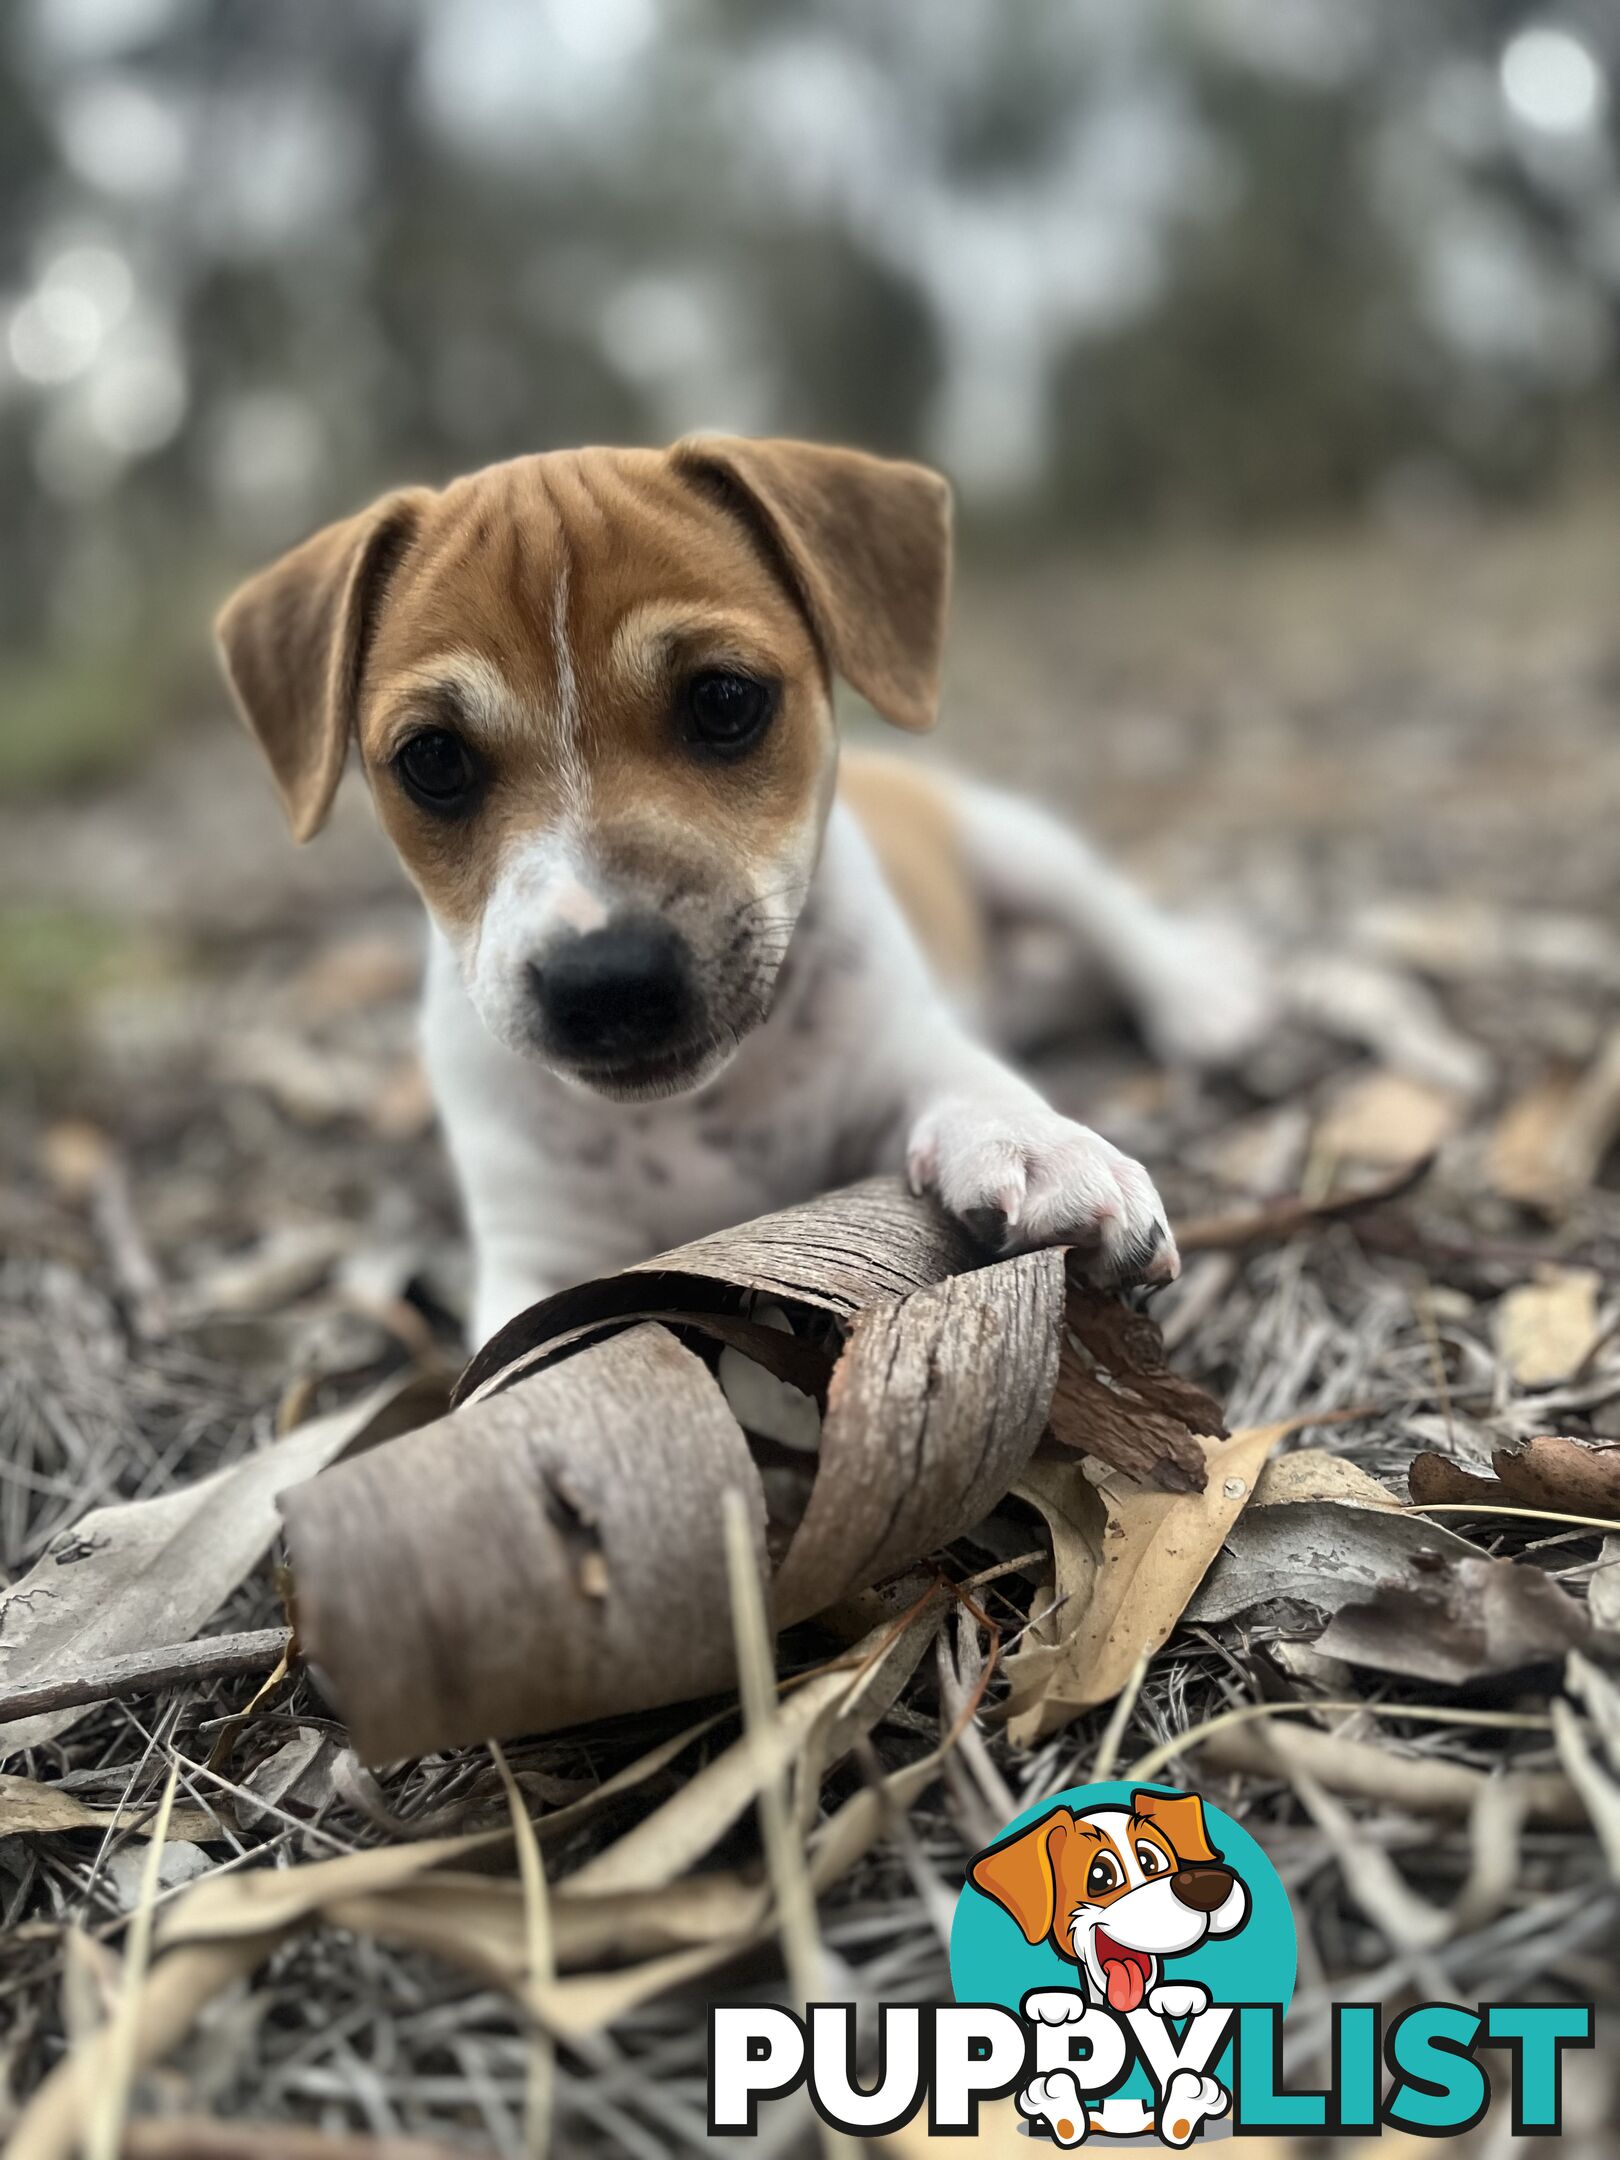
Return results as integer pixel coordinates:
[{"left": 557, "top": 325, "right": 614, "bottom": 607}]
[{"left": 361, "top": 446, "right": 817, "bottom": 729}]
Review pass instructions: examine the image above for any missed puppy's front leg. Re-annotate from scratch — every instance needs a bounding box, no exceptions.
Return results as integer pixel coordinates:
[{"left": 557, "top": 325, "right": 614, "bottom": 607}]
[
  {"left": 822, "top": 803, "right": 1178, "bottom": 1286},
  {"left": 903, "top": 1030, "right": 1179, "bottom": 1286}
]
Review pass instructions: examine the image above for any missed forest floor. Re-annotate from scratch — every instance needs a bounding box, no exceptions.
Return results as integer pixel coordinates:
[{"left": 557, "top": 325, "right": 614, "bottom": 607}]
[{"left": 3, "top": 500, "right": 1619, "bottom": 2155}]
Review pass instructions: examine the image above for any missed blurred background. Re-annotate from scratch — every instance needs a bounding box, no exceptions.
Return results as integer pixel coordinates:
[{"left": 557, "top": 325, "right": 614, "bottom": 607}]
[
  {"left": 5, "top": 0, "right": 1620, "bottom": 784},
  {"left": 4, "top": 5, "right": 1620, "bottom": 2147}
]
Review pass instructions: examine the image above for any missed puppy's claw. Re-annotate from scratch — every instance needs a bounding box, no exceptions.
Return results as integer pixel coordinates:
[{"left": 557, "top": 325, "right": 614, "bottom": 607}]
[
  {"left": 962, "top": 1204, "right": 1011, "bottom": 1251},
  {"left": 908, "top": 1099, "right": 1170, "bottom": 1285}
]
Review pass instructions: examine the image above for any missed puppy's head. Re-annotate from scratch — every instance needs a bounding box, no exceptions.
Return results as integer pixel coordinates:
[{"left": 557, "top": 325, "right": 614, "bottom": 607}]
[
  {"left": 217, "top": 437, "right": 951, "bottom": 1098},
  {"left": 969, "top": 1789, "right": 1249, "bottom": 2012}
]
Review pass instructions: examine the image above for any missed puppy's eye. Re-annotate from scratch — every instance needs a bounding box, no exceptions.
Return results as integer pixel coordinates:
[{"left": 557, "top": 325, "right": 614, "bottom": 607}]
[
  {"left": 683, "top": 669, "right": 776, "bottom": 757},
  {"left": 395, "top": 727, "right": 478, "bottom": 812},
  {"left": 1086, "top": 1854, "right": 1122, "bottom": 1899},
  {"left": 1135, "top": 1842, "right": 1169, "bottom": 1877}
]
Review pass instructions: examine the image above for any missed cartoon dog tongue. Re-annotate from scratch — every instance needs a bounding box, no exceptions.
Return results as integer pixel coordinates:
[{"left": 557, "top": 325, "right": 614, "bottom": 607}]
[{"left": 1102, "top": 1948, "right": 1147, "bottom": 2013}]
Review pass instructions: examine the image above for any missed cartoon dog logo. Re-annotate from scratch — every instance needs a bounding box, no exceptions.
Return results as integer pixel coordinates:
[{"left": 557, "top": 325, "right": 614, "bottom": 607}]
[{"left": 969, "top": 1787, "right": 1251, "bottom": 2145}]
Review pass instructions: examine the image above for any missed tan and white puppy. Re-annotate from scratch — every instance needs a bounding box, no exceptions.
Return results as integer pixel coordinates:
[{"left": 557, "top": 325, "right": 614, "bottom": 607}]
[
  {"left": 218, "top": 437, "right": 1264, "bottom": 1344},
  {"left": 970, "top": 1789, "right": 1250, "bottom": 2146}
]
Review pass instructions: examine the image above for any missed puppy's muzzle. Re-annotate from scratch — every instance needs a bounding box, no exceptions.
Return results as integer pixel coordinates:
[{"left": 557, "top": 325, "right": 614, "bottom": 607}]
[
  {"left": 528, "top": 918, "right": 697, "bottom": 1071},
  {"left": 1169, "top": 1865, "right": 1235, "bottom": 1912}
]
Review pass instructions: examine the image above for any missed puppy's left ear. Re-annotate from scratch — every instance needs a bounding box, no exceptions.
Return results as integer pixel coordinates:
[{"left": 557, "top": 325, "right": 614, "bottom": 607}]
[
  {"left": 1130, "top": 1787, "right": 1220, "bottom": 1867},
  {"left": 672, "top": 435, "right": 952, "bottom": 732},
  {"left": 216, "top": 489, "right": 428, "bottom": 842}
]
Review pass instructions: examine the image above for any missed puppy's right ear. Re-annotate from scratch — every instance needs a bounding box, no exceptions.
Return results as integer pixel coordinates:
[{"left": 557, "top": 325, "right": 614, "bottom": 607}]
[
  {"left": 215, "top": 490, "right": 427, "bottom": 842},
  {"left": 968, "top": 1808, "right": 1075, "bottom": 1945}
]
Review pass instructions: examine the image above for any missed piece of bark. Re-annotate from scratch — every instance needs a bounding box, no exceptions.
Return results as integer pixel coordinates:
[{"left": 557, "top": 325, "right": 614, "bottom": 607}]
[
  {"left": 285, "top": 1326, "right": 768, "bottom": 1760},
  {"left": 281, "top": 1181, "right": 1067, "bottom": 1760},
  {"left": 456, "top": 1175, "right": 980, "bottom": 1404},
  {"left": 1046, "top": 1276, "right": 1226, "bottom": 1491},
  {"left": 771, "top": 1254, "right": 1061, "bottom": 1615}
]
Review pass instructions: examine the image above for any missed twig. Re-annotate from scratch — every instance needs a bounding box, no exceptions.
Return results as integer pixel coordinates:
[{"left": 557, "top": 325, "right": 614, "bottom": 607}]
[
  {"left": 1406, "top": 1501, "right": 1620, "bottom": 1533},
  {"left": 0, "top": 1629, "right": 290, "bottom": 1725},
  {"left": 1129, "top": 1698, "right": 1557, "bottom": 1785},
  {"left": 88, "top": 1755, "right": 180, "bottom": 2160},
  {"left": 490, "top": 1738, "right": 555, "bottom": 2160},
  {"left": 723, "top": 1490, "right": 851, "bottom": 2160},
  {"left": 1176, "top": 1153, "right": 1435, "bottom": 1254}
]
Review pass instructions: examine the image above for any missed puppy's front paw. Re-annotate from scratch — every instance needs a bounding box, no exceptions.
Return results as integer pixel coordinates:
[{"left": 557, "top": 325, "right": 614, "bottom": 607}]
[
  {"left": 908, "top": 1100, "right": 1178, "bottom": 1288},
  {"left": 1018, "top": 2072, "right": 1090, "bottom": 2145},
  {"left": 1022, "top": 1987, "right": 1090, "bottom": 2026},
  {"left": 1147, "top": 1981, "right": 1211, "bottom": 2020},
  {"left": 1158, "top": 2069, "right": 1229, "bottom": 2147}
]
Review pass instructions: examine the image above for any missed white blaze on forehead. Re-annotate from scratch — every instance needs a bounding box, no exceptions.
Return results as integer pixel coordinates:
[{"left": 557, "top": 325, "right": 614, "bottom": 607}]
[
  {"left": 550, "top": 558, "right": 590, "bottom": 824},
  {"left": 402, "top": 599, "right": 590, "bottom": 815},
  {"left": 1076, "top": 1809, "right": 1145, "bottom": 1888}
]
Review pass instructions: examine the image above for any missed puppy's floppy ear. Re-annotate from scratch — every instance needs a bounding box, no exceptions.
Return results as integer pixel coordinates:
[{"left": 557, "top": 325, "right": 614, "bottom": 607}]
[
  {"left": 671, "top": 434, "right": 952, "bottom": 733},
  {"left": 1130, "top": 1788, "right": 1220, "bottom": 1867},
  {"left": 968, "top": 1807, "right": 1075, "bottom": 1945},
  {"left": 216, "top": 489, "right": 428, "bottom": 842}
]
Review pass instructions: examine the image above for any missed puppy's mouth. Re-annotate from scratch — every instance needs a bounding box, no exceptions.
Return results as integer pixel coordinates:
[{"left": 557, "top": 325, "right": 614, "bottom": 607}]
[
  {"left": 1092, "top": 1929, "right": 1154, "bottom": 2014},
  {"left": 554, "top": 1031, "right": 737, "bottom": 1103}
]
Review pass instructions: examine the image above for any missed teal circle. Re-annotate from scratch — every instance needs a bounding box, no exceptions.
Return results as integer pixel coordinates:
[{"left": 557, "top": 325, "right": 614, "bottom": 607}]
[{"left": 949, "top": 1782, "right": 1296, "bottom": 2105}]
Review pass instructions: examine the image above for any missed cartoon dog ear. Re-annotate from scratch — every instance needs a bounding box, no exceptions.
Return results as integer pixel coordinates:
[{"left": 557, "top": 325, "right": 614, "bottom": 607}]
[
  {"left": 216, "top": 489, "right": 429, "bottom": 843},
  {"left": 1130, "top": 1788, "right": 1220, "bottom": 1867},
  {"left": 671, "top": 435, "right": 952, "bottom": 734},
  {"left": 968, "top": 1808, "right": 1076, "bottom": 1945}
]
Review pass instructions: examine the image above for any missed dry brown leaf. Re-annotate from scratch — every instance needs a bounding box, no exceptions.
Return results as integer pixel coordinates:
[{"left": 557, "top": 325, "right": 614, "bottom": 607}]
[
  {"left": 0, "top": 1370, "right": 447, "bottom": 1758},
  {"left": 1494, "top": 1267, "right": 1600, "bottom": 1386},
  {"left": 0, "top": 1775, "right": 220, "bottom": 1844},
  {"left": 1494, "top": 1434, "right": 1620, "bottom": 1519},
  {"left": 1189, "top": 1456, "right": 1475, "bottom": 1626},
  {"left": 281, "top": 1181, "right": 1065, "bottom": 1758},
  {"left": 1411, "top": 1434, "right": 1620, "bottom": 1523},
  {"left": 1249, "top": 1448, "right": 1401, "bottom": 1509},
  {"left": 1318, "top": 1554, "right": 1591, "bottom": 1686},
  {"left": 1487, "top": 1025, "right": 1620, "bottom": 1213},
  {"left": 1407, "top": 1452, "right": 1500, "bottom": 1507},
  {"left": 1315, "top": 1070, "right": 1467, "bottom": 1168},
  {"left": 1004, "top": 1422, "right": 1285, "bottom": 1744}
]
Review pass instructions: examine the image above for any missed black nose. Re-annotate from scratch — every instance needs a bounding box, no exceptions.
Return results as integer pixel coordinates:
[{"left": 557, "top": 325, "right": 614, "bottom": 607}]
[
  {"left": 1170, "top": 1866, "right": 1234, "bottom": 1913},
  {"left": 529, "top": 920, "right": 695, "bottom": 1065}
]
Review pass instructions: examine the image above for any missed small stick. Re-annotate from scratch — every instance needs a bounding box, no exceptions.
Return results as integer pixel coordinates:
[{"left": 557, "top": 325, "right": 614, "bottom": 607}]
[
  {"left": 1128, "top": 1697, "right": 1557, "bottom": 1785},
  {"left": 0, "top": 1629, "right": 290, "bottom": 1726},
  {"left": 89, "top": 1755, "right": 180, "bottom": 2160},
  {"left": 723, "top": 1489, "right": 853, "bottom": 2160},
  {"left": 1405, "top": 1501, "right": 1620, "bottom": 1533},
  {"left": 491, "top": 1738, "right": 556, "bottom": 2160}
]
